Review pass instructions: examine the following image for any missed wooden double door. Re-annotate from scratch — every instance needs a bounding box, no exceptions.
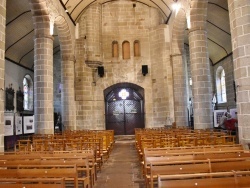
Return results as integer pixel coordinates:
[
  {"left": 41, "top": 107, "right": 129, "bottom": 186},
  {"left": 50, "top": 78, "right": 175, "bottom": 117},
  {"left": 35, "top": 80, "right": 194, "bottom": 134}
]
[{"left": 105, "top": 85, "right": 145, "bottom": 135}]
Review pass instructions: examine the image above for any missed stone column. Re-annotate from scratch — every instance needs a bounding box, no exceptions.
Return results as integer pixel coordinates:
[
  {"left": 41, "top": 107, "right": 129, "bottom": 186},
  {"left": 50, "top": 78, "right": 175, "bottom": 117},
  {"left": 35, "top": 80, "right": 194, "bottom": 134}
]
[
  {"left": 61, "top": 55, "right": 76, "bottom": 130},
  {"left": 0, "top": 0, "right": 6, "bottom": 152},
  {"left": 33, "top": 14, "right": 54, "bottom": 134},
  {"left": 228, "top": 0, "right": 250, "bottom": 147},
  {"left": 172, "top": 54, "right": 188, "bottom": 126},
  {"left": 189, "top": 0, "right": 213, "bottom": 129}
]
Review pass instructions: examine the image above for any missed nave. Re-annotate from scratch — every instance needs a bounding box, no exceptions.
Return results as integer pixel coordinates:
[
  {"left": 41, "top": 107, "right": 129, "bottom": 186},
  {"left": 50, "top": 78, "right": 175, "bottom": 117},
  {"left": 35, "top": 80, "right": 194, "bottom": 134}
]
[
  {"left": 94, "top": 135, "right": 144, "bottom": 188},
  {"left": 1, "top": 128, "right": 250, "bottom": 188}
]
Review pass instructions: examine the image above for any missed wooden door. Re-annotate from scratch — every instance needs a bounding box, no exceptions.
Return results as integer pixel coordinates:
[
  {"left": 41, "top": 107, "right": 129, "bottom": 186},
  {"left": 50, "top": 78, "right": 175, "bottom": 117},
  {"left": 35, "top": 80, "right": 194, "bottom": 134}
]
[{"left": 105, "top": 86, "right": 144, "bottom": 135}]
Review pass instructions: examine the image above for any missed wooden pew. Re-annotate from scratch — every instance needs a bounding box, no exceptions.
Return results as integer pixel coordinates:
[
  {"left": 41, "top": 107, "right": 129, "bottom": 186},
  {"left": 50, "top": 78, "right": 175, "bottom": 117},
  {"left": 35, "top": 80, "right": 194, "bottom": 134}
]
[
  {"left": 18, "top": 165, "right": 85, "bottom": 187},
  {"left": 40, "top": 158, "right": 91, "bottom": 188},
  {"left": 144, "top": 154, "right": 250, "bottom": 185},
  {"left": 148, "top": 159, "right": 250, "bottom": 188},
  {"left": 148, "top": 160, "right": 211, "bottom": 188},
  {"left": 0, "top": 157, "right": 91, "bottom": 188},
  {"left": 0, "top": 165, "right": 80, "bottom": 187},
  {"left": 210, "top": 160, "right": 250, "bottom": 172},
  {"left": 158, "top": 171, "right": 250, "bottom": 188},
  {"left": 0, "top": 178, "right": 65, "bottom": 188}
]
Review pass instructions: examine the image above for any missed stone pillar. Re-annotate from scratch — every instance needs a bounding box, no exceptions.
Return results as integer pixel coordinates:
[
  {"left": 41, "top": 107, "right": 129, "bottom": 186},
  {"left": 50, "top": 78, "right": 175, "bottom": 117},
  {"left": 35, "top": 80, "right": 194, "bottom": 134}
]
[
  {"left": 61, "top": 55, "right": 76, "bottom": 130},
  {"left": 189, "top": 0, "right": 213, "bottom": 129},
  {"left": 85, "top": 3, "right": 102, "bottom": 64},
  {"left": 0, "top": 0, "right": 6, "bottom": 152},
  {"left": 172, "top": 54, "right": 188, "bottom": 126},
  {"left": 228, "top": 0, "right": 250, "bottom": 147},
  {"left": 33, "top": 14, "right": 54, "bottom": 134}
]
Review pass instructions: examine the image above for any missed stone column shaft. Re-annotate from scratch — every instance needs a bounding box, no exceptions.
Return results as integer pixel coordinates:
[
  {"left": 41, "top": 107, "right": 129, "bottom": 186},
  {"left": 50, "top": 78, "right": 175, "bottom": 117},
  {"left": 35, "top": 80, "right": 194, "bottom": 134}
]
[
  {"left": 0, "top": 0, "right": 6, "bottom": 152},
  {"left": 172, "top": 54, "right": 188, "bottom": 126},
  {"left": 189, "top": 29, "right": 213, "bottom": 129},
  {"left": 34, "top": 35, "right": 54, "bottom": 134},
  {"left": 61, "top": 56, "right": 76, "bottom": 130},
  {"left": 228, "top": 0, "right": 250, "bottom": 147}
]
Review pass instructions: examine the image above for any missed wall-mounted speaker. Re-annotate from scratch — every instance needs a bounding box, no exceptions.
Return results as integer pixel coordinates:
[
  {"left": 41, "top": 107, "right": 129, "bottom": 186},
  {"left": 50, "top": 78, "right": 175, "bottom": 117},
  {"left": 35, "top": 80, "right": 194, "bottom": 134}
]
[
  {"left": 98, "top": 66, "right": 104, "bottom": 77},
  {"left": 142, "top": 65, "right": 148, "bottom": 76}
]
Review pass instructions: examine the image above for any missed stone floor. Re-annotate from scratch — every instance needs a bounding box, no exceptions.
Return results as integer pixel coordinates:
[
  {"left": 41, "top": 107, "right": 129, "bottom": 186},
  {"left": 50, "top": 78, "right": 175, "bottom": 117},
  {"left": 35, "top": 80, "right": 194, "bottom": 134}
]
[{"left": 94, "top": 136, "right": 144, "bottom": 188}]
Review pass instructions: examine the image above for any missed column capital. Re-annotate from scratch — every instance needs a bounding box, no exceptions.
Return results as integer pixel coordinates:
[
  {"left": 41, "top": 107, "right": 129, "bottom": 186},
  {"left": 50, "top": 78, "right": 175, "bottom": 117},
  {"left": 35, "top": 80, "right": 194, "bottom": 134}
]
[
  {"left": 34, "top": 33, "right": 54, "bottom": 40},
  {"left": 188, "top": 26, "right": 206, "bottom": 34}
]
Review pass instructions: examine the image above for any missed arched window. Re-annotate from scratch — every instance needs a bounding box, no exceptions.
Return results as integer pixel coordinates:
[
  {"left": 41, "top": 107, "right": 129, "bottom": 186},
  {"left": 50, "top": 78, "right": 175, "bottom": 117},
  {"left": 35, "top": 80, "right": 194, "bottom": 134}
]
[
  {"left": 23, "top": 75, "right": 33, "bottom": 111},
  {"left": 216, "top": 67, "right": 227, "bottom": 103},
  {"left": 122, "top": 41, "right": 130, "bottom": 59},
  {"left": 112, "top": 41, "right": 119, "bottom": 58},
  {"left": 134, "top": 40, "right": 140, "bottom": 57}
]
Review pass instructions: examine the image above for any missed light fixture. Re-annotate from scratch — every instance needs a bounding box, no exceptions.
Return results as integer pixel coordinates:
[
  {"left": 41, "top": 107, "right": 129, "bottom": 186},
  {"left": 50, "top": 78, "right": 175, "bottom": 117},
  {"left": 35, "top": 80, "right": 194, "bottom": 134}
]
[{"left": 119, "top": 89, "right": 129, "bottom": 100}]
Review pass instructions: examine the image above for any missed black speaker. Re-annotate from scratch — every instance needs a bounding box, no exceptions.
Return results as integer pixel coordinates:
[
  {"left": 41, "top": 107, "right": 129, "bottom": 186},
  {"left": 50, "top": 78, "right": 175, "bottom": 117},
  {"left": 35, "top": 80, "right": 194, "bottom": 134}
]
[
  {"left": 98, "top": 66, "right": 104, "bottom": 77},
  {"left": 142, "top": 65, "right": 148, "bottom": 76}
]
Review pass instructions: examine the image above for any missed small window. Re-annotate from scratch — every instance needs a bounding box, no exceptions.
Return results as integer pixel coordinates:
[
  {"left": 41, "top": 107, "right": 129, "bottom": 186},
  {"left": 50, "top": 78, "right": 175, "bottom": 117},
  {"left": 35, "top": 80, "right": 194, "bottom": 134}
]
[
  {"left": 134, "top": 40, "right": 140, "bottom": 57},
  {"left": 112, "top": 41, "right": 119, "bottom": 58},
  {"left": 216, "top": 67, "right": 227, "bottom": 103},
  {"left": 23, "top": 75, "right": 34, "bottom": 111},
  {"left": 122, "top": 41, "right": 130, "bottom": 59}
]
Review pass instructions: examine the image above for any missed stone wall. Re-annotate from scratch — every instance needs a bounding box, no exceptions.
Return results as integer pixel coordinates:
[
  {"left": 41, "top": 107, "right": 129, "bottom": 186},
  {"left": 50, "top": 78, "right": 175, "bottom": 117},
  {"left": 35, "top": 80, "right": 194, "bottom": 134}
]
[
  {"left": 75, "top": 1, "right": 169, "bottom": 130},
  {"left": 0, "top": 0, "right": 6, "bottom": 152},
  {"left": 150, "top": 25, "right": 171, "bottom": 127}
]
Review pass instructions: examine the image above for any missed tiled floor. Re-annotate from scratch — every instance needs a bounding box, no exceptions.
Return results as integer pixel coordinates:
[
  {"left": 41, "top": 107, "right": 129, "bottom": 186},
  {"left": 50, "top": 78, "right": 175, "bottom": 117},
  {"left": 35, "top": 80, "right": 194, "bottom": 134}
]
[{"left": 94, "top": 136, "right": 144, "bottom": 188}]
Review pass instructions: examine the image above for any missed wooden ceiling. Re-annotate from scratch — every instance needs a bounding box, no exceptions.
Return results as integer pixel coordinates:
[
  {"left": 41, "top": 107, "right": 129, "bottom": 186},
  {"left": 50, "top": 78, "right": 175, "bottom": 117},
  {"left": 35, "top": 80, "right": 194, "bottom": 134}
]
[{"left": 5, "top": 0, "right": 231, "bottom": 70}]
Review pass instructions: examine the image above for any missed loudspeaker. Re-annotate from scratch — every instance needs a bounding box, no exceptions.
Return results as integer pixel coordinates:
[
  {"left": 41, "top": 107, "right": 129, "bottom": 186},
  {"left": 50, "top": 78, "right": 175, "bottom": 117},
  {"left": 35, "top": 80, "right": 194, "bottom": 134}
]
[
  {"left": 98, "top": 66, "right": 104, "bottom": 77},
  {"left": 142, "top": 65, "right": 148, "bottom": 76}
]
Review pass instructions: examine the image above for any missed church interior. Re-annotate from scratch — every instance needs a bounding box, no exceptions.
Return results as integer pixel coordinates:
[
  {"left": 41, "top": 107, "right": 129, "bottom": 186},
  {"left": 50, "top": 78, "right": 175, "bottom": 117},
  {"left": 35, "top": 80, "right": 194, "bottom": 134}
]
[{"left": 0, "top": 0, "right": 250, "bottom": 187}]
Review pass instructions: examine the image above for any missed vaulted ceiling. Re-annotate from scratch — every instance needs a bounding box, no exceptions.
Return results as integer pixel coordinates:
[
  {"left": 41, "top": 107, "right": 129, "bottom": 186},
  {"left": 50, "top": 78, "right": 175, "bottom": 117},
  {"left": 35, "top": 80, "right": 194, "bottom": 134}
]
[{"left": 5, "top": 0, "right": 231, "bottom": 71}]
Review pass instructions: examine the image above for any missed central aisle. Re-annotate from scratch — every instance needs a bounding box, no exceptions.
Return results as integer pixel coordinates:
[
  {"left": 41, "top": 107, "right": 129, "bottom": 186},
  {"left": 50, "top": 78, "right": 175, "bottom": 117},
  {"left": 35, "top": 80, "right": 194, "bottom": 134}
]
[{"left": 94, "top": 137, "right": 144, "bottom": 188}]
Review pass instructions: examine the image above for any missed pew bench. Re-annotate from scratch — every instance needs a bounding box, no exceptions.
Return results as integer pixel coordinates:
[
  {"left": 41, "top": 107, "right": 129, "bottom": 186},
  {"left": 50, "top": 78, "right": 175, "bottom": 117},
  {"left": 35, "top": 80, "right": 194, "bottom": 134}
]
[
  {"left": 0, "top": 158, "right": 91, "bottom": 188},
  {"left": 147, "top": 160, "right": 211, "bottom": 188},
  {"left": 148, "top": 159, "right": 250, "bottom": 188},
  {"left": 157, "top": 171, "right": 250, "bottom": 188},
  {"left": 0, "top": 164, "right": 89, "bottom": 188},
  {"left": 0, "top": 178, "right": 65, "bottom": 188}
]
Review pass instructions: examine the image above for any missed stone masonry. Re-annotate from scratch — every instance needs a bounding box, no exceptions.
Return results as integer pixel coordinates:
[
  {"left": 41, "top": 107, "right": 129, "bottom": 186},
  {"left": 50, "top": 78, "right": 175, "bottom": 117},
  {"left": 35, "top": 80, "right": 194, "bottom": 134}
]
[
  {"left": 189, "top": 0, "right": 213, "bottom": 129},
  {"left": 228, "top": 0, "right": 250, "bottom": 147},
  {"left": 74, "top": 1, "right": 170, "bottom": 129},
  {"left": 172, "top": 9, "right": 188, "bottom": 126},
  {"left": 0, "top": 0, "right": 6, "bottom": 152}
]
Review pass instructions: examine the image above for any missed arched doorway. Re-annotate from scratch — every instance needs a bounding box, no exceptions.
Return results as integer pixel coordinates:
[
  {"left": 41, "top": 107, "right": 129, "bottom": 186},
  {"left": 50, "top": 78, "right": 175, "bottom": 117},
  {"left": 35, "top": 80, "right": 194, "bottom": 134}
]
[{"left": 104, "top": 83, "right": 145, "bottom": 135}]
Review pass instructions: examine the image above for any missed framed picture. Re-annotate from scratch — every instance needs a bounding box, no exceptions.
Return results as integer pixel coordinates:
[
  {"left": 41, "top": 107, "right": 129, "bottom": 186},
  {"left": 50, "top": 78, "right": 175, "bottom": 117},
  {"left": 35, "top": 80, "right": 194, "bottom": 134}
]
[
  {"left": 5, "top": 87, "right": 15, "bottom": 111},
  {"left": 4, "top": 115, "right": 14, "bottom": 136},
  {"left": 23, "top": 116, "right": 35, "bottom": 134},
  {"left": 16, "top": 89, "right": 24, "bottom": 112},
  {"left": 214, "top": 109, "right": 227, "bottom": 127},
  {"left": 15, "top": 115, "right": 23, "bottom": 135}
]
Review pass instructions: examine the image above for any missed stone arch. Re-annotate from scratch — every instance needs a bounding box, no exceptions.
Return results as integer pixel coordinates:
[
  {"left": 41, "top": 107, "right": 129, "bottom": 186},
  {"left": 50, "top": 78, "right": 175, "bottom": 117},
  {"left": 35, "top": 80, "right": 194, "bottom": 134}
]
[
  {"left": 29, "top": 0, "right": 76, "bottom": 131},
  {"left": 29, "top": 0, "right": 75, "bottom": 60},
  {"left": 54, "top": 15, "right": 74, "bottom": 58},
  {"left": 171, "top": 7, "right": 189, "bottom": 127}
]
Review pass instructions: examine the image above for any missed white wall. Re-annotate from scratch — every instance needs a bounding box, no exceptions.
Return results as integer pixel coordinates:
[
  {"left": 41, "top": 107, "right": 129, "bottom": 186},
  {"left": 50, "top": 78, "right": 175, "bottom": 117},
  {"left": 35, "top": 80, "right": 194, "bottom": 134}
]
[{"left": 4, "top": 60, "right": 34, "bottom": 113}]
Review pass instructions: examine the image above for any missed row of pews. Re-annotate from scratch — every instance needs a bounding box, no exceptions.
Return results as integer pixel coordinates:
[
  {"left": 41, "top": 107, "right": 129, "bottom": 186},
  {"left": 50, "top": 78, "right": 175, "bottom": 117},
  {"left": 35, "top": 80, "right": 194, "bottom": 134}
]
[
  {"left": 135, "top": 128, "right": 250, "bottom": 188},
  {"left": 0, "top": 130, "right": 114, "bottom": 188}
]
